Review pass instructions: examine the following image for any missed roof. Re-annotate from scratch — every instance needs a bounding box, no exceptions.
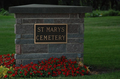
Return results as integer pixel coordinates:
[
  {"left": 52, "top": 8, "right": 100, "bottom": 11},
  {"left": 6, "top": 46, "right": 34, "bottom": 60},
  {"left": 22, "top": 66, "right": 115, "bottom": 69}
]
[{"left": 9, "top": 4, "right": 92, "bottom": 13}]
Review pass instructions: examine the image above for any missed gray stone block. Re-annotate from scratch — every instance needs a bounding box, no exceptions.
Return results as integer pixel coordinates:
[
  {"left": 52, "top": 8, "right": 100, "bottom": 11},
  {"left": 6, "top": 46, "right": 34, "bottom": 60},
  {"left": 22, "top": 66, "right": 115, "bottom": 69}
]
[
  {"left": 16, "top": 60, "right": 22, "bottom": 65},
  {"left": 15, "top": 24, "right": 34, "bottom": 34},
  {"left": 67, "top": 39, "right": 84, "bottom": 43},
  {"left": 77, "top": 53, "right": 84, "bottom": 58},
  {"left": 16, "top": 34, "right": 21, "bottom": 39},
  {"left": 54, "top": 18, "right": 84, "bottom": 23},
  {"left": 49, "top": 44, "right": 66, "bottom": 53},
  {"left": 22, "top": 19, "right": 43, "bottom": 23},
  {"left": 14, "top": 24, "right": 16, "bottom": 34},
  {"left": 79, "top": 24, "right": 84, "bottom": 34},
  {"left": 15, "top": 39, "right": 34, "bottom": 44},
  {"left": 22, "top": 59, "right": 41, "bottom": 65},
  {"left": 15, "top": 44, "right": 21, "bottom": 54},
  {"left": 16, "top": 18, "right": 22, "bottom": 24},
  {"left": 69, "top": 14, "right": 78, "bottom": 18},
  {"left": 15, "top": 13, "right": 69, "bottom": 18},
  {"left": 22, "top": 34, "right": 34, "bottom": 38},
  {"left": 15, "top": 53, "right": 83, "bottom": 59},
  {"left": 67, "top": 44, "right": 83, "bottom": 53},
  {"left": 44, "top": 19, "right": 54, "bottom": 23},
  {"left": 22, "top": 44, "right": 48, "bottom": 53},
  {"left": 68, "top": 34, "right": 84, "bottom": 38},
  {"left": 68, "top": 24, "right": 80, "bottom": 33},
  {"left": 79, "top": 13, "right": 85, "bottom": 18}
]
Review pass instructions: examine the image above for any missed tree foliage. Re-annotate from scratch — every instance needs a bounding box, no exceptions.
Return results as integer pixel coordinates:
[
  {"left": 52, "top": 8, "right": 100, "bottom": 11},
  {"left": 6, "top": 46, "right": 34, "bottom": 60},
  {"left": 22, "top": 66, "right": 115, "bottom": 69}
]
[{"left": 0, "top": 0, "right": 120, "bottom": 10}]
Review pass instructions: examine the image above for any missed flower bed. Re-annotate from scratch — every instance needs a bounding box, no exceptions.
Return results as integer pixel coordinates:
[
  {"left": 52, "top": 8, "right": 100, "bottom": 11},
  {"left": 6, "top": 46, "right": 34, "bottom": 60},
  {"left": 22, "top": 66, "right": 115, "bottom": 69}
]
[{"left": 0, "top": 54, "right": 89, "bottom": 78}]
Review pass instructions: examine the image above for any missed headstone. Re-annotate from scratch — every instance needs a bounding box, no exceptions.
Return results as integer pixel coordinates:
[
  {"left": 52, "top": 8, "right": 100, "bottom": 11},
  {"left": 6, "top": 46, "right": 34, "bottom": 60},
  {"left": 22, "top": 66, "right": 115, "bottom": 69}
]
[{"left": 9, "top": 4, "right": 92, "bottom": 66}]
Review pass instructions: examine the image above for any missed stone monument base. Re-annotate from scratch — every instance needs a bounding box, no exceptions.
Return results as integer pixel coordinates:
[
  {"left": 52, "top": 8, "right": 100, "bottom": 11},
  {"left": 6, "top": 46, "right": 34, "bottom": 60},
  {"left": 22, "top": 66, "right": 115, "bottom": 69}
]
[{"left": 9, "top": 4, "right": 92, "bottom": 66}]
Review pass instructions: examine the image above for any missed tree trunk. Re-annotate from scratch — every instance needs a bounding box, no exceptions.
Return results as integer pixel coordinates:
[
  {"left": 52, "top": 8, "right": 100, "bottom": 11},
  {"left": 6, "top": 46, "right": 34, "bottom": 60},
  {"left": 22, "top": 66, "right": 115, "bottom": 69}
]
[
  {"left": 80, "top": 0, "right": 82, "bottom": 6},
  {"left": 109, "top": 0, "right": 112, "bottom": 9},
  {"left": 1, "top": 0, "right": 4, "bottom": 8},
  {"left": 41, "top": 0, "right": 58, "bottom": 4}
]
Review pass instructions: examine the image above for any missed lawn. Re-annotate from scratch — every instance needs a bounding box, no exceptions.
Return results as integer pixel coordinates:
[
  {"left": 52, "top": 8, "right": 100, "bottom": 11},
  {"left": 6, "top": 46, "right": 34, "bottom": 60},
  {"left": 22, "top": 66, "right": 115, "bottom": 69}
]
[
  {"left": 0, "top": 14, "right": 120, "bottom": 79},
  {"left": 0, "top": 15, "right": 15, "bottom": 54},
  {"left": 84, "top": 16, "right": 120, "bottom": 69}
]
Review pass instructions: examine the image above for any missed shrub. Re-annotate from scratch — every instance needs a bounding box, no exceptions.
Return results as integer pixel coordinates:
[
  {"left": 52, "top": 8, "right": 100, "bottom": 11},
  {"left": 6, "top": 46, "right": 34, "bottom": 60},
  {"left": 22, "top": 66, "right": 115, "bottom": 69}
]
[
  {"left": 85, "top": 13, "right": 91, "bottom": 17},
  {"left": 0, "top": 65, "right": 9, "bottom": 78},
  {"left": 102, "top": 11, "right": 109, "bottom": 16},
  {"left": 0, "top": 8, "right": 9, "bottom": 16},
  {"left": 0, "top": 54, "right": 90, "bottom": 78},
  {"left": 108, "top": 9, "right": 119, "bottom": 16},
  {"left": 118, "top": 12, "right": 120, "bottom": 16},
  {"left": 85, "top": 9, "right": 120, "bottom": 17}
]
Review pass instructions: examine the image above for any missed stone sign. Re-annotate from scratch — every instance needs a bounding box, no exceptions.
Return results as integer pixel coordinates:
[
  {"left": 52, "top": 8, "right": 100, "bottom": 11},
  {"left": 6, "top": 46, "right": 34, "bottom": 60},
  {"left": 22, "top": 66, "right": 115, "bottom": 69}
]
[
  {"left": 34, "top": 24, "right": 67, "bottom": 44},
  {"left": 9, "top": 4, "right": 92, "bottom": 66}
]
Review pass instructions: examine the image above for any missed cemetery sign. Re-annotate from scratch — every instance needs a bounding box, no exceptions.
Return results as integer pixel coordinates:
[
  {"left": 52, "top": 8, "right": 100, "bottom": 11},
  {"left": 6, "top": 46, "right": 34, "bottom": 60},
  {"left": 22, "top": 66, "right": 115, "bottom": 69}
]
[{"left": 34, "top": 24, "right": 68, "bottom": 44}]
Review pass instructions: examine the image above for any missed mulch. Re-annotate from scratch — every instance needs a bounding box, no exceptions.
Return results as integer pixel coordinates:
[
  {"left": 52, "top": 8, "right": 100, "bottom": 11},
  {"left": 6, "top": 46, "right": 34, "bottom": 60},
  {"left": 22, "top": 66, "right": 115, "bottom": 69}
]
[{"left": 87, "top": 66, "right": 120, "bottom": 75}]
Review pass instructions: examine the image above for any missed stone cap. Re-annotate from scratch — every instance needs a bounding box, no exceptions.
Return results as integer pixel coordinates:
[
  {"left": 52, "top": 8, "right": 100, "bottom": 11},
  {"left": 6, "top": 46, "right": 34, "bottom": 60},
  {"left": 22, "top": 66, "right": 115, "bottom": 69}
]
[{"left": 9, "top": 4, "right": 92, "bottom": 13}]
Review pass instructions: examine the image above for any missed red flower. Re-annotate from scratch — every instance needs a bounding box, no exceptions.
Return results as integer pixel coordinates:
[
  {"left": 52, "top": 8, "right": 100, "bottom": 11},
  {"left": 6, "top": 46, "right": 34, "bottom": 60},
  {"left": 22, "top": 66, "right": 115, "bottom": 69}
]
[
  {"left": 48, "top": 65, "right": 52, "bottom": 68},
  {"left": 12, "top": 74, "right": 15, "bottom": 77},
  {"left": 33, "top": 71, "right": 36, "bottom": 74},
  {"left": 76, "top": 71, "right": 79, "bottom": 74},
  {"left": 63, "top": 72, "right": 65, "bottom": 75},
  {"left": 13, "top": 64, "right": 15, "bottom": 68},
  {"left": 86, "top": 71, "right": 89, "bottom": 74},
  {"left": 66, "top": 72, "right": 69, "bottom": 76},
  {"left": 82, "top": 70, "right": 85, "bottom": 73},
  {"left": 74, "top": 68, "right": 76, "bottom": 71},
  {"left": 19, "top": 71, "right": 22, "bottom": 74},
  {"left": 81, "top": 74, "right": 84, "bottom": 76},
  {"left": 7, "top": 71, "right": 12, "bottom": 74},
  {"left": 69, "top": 67, "right": 72, "bottom": 70},
  {"left": 4, "top": 75, "right": 7, "bottom": 78},
  {"left": 15, "top": 71, "right": 17, "bottom": 75},
  {"left": 74, "top": 74, "right": 77, "bottom": 76},
  {"left": 37, "top": 71, "right": 41, "bottom": 73},
  {"left": 48, "top": 72, "right": 51, "bottom": 75},
  {"left": 30, "top": 62, "right": 33, "bottom": 64},
  {"left": 30, "top": 72, "right": 32, "bottom": 75},
  {"left": 7, "top": 54, "right": 10, "bottom": 56},
  {"left": 53, "top": 64, "right": 56, "bottom": 68},
  {"left": 58, "top": 71, "right": 61, "bottom": 75},
  {"left": 32, "top": 66, "right": 36, "bottom": 70},
  {"left": 72, "top": 70, "right": 74, "bottom": 73},
  {"left": 53, "top": 71, "right": 56, "bottom": 74},
  {"left": 51, "top": 68, "right": 53, "bottom": 70},
  {"left": 40, "top": 73, "right": 43, "bottom": 75},
  {"left": 20, "top": 64, "right": 23, "bottom": 67},
  {"left": 44, "top": 68, "right": 48, "bottom": 71},
  {"left": 41, "top": 61, "right": 44, "bottom": 64},
  {"left": 84, "top": 65, "right": 87, "bottom": 69},
  {"left": 40, "top": 67, "right": 43, "bottom": 70},
  {"left": 57, "top": 64, "right": 60, "bottom": 67},
  {"left": 24, "top": 73, "right": 27, "bottom": 76},
  {"left": 28, "top": 68, "right": 30, "bottom": 71},
  {"left": 76, "top": 67, "right": 79, "bottom": 70},
  {"left": 72, "top": 73, "right": 74, "bottom": 76},
  {"left": 1, "top": 54, "right": 91, "bottom": 77}
]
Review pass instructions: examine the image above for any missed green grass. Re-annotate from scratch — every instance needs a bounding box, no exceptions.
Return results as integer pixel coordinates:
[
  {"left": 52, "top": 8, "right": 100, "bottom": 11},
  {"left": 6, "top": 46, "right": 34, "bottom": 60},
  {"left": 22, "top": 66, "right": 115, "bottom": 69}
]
[
  {"left": 0, "top": 15, "right": 120, "bottom": 79},
  {"left": 0, "top": 15, "right": 15, "bottom": 54},
  {"left": 84, "top": 16, "right": 120, "bottom": 69}
]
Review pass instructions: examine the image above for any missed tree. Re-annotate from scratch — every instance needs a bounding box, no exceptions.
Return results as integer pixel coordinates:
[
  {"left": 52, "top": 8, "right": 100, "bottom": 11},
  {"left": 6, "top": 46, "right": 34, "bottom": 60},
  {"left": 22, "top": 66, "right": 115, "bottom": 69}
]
[
  {"left": 0, "top": 0, "right": 58, "bottom": 10},
  {"left": 100, "top": 0, "right": 118, "bottom": 10},
  {"left": 60, "top": 0, "right": 80, "bottom": 6}
]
